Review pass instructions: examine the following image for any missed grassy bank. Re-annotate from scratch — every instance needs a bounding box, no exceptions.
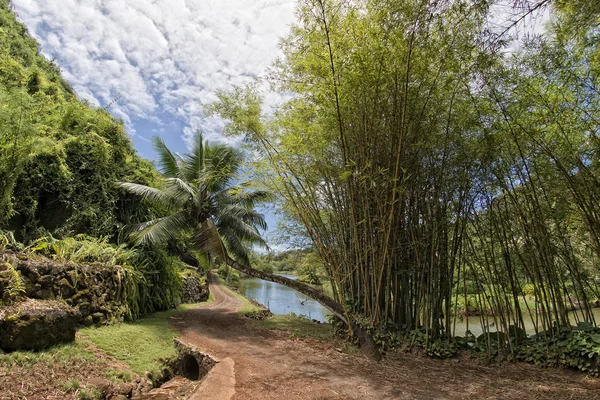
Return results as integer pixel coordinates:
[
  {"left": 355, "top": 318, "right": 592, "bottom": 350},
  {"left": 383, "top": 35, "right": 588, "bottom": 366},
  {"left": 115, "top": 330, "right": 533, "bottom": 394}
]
[
  {"left": 0, "top": 341, "right": 132, "bottom": 399},
  {"left": 253, "top": 314, "right": 334, "bottom": 341},
  {"left": 80, "top": 300, "right": 213, "bottom": 377},
  {"left": 215, "top": 275, "right": 264, "bottom": 315}
]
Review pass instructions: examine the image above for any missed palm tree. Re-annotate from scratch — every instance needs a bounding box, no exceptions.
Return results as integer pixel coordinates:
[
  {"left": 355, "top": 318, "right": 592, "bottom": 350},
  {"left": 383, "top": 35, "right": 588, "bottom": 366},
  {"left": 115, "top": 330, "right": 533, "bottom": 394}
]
[
  {"left": 118, "top": 131, "right": 270, "bottom": 266},
  {"left": 117, "top": 132, "right": 349, "bottom": 326}
]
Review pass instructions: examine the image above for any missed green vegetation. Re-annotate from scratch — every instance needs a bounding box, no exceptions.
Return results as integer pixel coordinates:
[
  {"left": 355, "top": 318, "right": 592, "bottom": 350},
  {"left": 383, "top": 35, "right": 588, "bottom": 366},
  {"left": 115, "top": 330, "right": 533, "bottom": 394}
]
[
  {"left": 0, "top": 0, "right": 159, "bottom": 242},
  {"left": 253, "top": 314, "right": 334, "bottom": 342},
  {"left": 117, "top": 131, "right": 270, "bottom": 264},
  {"left": 217, "top": 264, "right": 242, "bottom": 285},
  {"left": 0, "top": 341, "right": 95, "bottom": 369},
  {"left": 27, "top": 234, "right": 185, "bottom": 320},
  {"left": 249, "top": 249, "right": 326, "bottom": 286},
  {"left": 2, "top": 0, "right": 600, "bottom": 380},
  {"left": 209, "top": 0, "right": 600, "bottom": 370},
  {"left": 1, "top": 259, "right": 25, "bottom": 304},
  {"left": 80, "top": 306, "right": 183, "bottom": 377},
  {"left": 0, "top": 0, "right": 182, "bottom": 319}
]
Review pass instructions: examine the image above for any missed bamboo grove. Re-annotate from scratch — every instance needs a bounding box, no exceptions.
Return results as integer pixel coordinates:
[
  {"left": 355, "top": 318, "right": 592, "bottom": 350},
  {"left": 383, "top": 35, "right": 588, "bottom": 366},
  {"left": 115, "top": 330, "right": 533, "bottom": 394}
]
[{"left": 211, "top": 0, "right": 600, "bottom": 346}]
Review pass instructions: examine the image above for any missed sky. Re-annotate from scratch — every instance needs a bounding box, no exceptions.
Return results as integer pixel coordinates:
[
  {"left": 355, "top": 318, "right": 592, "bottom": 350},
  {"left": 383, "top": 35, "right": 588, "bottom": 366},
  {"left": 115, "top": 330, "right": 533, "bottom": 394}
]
[
  {"left": 9, "top": 0, "right": 549, "bottom": 251},
  {"left": 11, "top": 0, "right": 296, "bottom": 158},
  {"left": 11, "top": 0, "right": 297, "bottom": 249}
]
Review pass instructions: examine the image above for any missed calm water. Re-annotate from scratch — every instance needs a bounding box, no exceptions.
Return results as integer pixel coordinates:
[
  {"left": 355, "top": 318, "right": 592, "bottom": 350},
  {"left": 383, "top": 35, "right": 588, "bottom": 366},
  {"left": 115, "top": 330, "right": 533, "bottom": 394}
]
[
  {"left": 238, "top": 274, "right": 332, "bottom": 322},
  {"left": 453, "top": 308, "right": 600, "bottom": 337},
  {"left": 238, "top": 276, "right": 600, "bottom": 334}
]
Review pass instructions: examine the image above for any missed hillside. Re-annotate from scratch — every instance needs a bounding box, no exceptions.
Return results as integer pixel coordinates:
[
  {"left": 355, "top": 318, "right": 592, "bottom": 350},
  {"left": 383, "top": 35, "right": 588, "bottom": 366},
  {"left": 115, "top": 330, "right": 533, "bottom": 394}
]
[{"left": 0, "top": 0, "right": 159, "bottom": 241}]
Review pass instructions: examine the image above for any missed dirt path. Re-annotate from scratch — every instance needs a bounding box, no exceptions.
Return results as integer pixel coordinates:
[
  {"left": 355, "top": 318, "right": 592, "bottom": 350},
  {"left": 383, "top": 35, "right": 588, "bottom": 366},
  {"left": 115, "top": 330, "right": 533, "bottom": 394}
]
[{"left": 173, "top": 276, "right": 600, "bottom": 400}]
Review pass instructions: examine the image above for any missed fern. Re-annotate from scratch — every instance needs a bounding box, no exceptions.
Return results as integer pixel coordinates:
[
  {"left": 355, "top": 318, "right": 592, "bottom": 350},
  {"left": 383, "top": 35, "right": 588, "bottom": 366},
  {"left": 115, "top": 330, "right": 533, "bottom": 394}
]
[
  {"left": 0, "top": 230, "right": 23, "bottom": 252},
  {"left": 2, "top": 261, "right": 26, "bottom": 303}
]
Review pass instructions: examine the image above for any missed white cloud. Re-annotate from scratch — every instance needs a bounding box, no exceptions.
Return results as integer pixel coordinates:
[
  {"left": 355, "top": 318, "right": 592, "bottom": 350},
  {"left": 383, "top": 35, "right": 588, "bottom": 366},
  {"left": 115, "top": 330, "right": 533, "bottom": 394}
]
[{"left": 11, "top": 0, "right": 296, "bottom": 145}]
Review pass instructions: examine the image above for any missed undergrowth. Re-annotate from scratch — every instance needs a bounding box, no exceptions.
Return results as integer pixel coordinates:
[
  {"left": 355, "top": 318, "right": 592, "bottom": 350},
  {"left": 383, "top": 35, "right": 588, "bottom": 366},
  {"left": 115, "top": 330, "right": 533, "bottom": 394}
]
[{"left": 347, "top": 316, "right": 600, "bottom": 376}]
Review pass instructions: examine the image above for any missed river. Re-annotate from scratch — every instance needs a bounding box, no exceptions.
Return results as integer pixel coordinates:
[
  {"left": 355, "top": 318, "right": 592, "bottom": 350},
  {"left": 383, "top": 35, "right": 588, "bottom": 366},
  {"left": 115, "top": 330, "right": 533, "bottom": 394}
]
[
  {"left": 238, "top": 274, "right": 332, "bottom": 322},
  {"left": 238, "top": 276, "right": 600, "bottom": 334}
]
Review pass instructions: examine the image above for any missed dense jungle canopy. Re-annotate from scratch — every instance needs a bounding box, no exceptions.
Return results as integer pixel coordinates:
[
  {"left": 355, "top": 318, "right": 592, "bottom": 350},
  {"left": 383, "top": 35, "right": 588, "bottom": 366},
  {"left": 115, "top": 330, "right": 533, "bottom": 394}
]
[{"left": 0, "top": 0, "right": 159, "bottom": 242}]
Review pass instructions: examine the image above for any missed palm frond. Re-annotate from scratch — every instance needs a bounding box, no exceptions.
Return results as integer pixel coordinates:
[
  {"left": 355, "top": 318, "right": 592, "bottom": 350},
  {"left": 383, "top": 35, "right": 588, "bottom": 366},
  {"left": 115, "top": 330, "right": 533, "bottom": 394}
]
[
  {"left": 152, "top": 136, "right": 181, "bottom": 178},
  {"left": 217, "top": 205, "right": 268, "bottom": 231},
  {"left": 218, "top": 225, "right": 252, "bottom": 266},
  {"left": 216, "top": 214, "right": 267, "bottom": 246},
  {"left": 116, "top": 182, "right": 175, "bottom": 207},
  {"left": 204, "top": 145, "right": 243, "bottom": 192},
  {"left": 164, "top": 178, "right": 197, "bottom": 204},
  {"left": 228, "top": 189, "right": 274, "bottom": 209},
  {"left": 194, "top": 219, "right": 227, "bottom": 260},
  {"left": 183, "top": 131, "right": 205, "bottom": 183},
  {"left": 128, "top": 211, "right": 193, "bottom": 246}
]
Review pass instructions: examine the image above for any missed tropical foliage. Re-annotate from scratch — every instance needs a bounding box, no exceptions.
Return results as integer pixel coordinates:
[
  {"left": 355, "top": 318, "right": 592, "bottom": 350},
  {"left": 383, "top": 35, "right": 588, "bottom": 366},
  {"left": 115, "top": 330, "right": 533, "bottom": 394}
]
[
  {"left": 210, "top": 0, "right": 600, "bottom": 361},
  {"left": 117, "top": 131, "right": 271, "bottom": 265},
  {"left": 0, "top": 0, "right": 159, "bottom": 241}
]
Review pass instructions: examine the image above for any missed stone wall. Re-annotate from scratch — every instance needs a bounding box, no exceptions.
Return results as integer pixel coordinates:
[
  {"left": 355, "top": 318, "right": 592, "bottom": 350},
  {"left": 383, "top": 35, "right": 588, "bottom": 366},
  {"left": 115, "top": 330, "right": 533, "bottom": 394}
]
[
  {"left": 180, "top": 271, "right": 209, "bottom": 304},
  {"left": 1, "top": 252, "right": 135, "bottom": 325},
  {"left": 0, "top": 252, "right": 210, "bottom": 326}
]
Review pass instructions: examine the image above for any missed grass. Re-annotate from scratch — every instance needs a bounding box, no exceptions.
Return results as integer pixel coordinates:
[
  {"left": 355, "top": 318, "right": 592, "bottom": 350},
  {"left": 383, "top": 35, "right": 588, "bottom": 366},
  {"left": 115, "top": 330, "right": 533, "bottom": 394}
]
[
  {"left": 80, "top": 300, "right": 213, "bottom": 377},
  {"left": 251, "top": 313, "right": 360, "bottom": 355},
  {"left": 217, "top": 275, "right": 353, "bottom": 348},
  {"left": 0, "top": 341, "right": 96, "bottom": 369},
  {"left": 253, "top": 314, "right": 335, "bottom": 342},
  {"left": 215, "top": 275, "right": 263, "bottom": 315}
]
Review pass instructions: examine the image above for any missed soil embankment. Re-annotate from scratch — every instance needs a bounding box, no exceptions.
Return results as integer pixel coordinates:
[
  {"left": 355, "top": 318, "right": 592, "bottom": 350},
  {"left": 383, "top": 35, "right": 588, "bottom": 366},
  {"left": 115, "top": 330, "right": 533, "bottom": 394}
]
[{"left": 174, "top": 276, "right": 600, "bottom": 400}]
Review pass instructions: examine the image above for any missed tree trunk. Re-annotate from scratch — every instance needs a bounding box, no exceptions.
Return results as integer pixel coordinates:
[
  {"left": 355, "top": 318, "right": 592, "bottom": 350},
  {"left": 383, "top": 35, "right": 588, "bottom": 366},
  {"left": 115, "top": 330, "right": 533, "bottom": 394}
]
[{"left": 225, "top": 255, "right": 381, "bottom": 360}]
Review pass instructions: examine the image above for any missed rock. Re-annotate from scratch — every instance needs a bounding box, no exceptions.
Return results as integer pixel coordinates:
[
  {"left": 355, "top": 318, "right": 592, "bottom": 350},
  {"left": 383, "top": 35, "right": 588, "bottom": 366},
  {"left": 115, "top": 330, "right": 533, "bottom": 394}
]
[
  {"left": 25, "top": 269, "right": 40, "bottom": 284},
  {"left": 38, "top": 275, "right": 54, "bottom": 286},
  {"left": 58, "top": 278, "right": 75, "bottom": 298},
  {"left": 88, "top": 377, "right": 112, "bottom": 395},
  {"left": 180, "top": 273, "right": 209, "bottom": 304},
  {"left": 0, "top": 299, "right": 80, "bottom": 351},
  {"left": 91, "top": 312, "right": 106, "bottom": 325},
  {"left": 117, "top": 383, "right": 134, "bottom": 396},
  {"left": 34, "top": 288, "right": 53, "bottom": 299},
  {"left": 82, "top": 315, "right": 94, "bottom": 326}
]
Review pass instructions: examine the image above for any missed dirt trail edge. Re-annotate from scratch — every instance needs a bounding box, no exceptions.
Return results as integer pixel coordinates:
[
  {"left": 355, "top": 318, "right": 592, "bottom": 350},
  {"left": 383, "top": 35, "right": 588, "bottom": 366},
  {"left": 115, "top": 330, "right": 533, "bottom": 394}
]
[{"left": 172, "top": 275, "right": 600, "bottom": 400}]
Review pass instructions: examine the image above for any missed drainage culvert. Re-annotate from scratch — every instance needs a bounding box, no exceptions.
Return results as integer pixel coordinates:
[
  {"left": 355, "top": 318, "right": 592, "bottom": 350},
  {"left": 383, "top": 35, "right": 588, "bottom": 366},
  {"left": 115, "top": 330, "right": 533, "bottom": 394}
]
[{"left": 174, "top": 339, "right": 217, "bottom": 381}]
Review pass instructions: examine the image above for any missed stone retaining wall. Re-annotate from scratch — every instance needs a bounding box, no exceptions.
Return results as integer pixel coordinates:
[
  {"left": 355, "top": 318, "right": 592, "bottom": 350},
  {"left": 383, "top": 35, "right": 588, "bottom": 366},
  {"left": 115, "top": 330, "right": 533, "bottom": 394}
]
[
  {"left": 1, "top": 252, "right": 133, "bottom": 325},
  {"left": 0, "top": 252, "right": 210, "bottom": 327},
  {"left": 181, "top": 272, "right": 209, "bottom": 304}
]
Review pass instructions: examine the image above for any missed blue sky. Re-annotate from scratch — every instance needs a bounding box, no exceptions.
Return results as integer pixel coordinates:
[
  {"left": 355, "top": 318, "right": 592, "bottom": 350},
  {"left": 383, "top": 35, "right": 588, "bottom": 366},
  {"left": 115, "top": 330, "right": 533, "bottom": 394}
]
[
  {"left": 11, "top": 0, "right": 297, "bottom": 249},
  {"left": 11, "top": 0, "right": 296, "bottom": 155}
]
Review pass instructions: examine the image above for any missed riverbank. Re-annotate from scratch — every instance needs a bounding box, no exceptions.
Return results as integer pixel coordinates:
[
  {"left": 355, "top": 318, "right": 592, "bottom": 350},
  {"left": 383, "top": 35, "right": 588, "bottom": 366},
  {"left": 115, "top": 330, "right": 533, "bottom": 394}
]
[
  {"left": 238, "top": 274, "right": 332, "bottom": 322},
  {"left": 173, "top": 275, "right": 600, "bottom": 399},
  {"left": 2, "top": 276, "right": 599, "bottom": 399}
]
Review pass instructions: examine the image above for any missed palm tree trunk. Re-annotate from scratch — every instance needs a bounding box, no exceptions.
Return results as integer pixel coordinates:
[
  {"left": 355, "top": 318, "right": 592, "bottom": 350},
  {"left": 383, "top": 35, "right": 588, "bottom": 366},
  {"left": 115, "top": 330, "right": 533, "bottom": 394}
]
[{"left": 224, "top": 255, "right": 381, "bottom": 360}]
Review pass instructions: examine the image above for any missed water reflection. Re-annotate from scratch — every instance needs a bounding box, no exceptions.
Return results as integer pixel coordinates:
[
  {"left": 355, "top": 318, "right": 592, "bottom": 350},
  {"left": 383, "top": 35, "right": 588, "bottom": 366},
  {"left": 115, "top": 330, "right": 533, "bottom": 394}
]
[
  {"left": 237, "top": 274, "right": 332, "bottom": 322},
  {"left": 238, "top": 276, "right": 600, "bottom": 334},
  {"left": 452, "top": 308, "right": 600, "bottom": 337}
]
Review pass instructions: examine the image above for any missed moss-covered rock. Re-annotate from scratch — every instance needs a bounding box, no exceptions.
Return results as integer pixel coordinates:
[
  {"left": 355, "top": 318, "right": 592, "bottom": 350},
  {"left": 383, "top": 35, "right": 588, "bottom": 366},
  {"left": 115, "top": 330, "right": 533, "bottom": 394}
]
[
  {"left": 0, "top": 299, "right": 80, "bottom": 351},
  {"left": 180, "top": 270, "right": 208, "bottom": 304}
]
